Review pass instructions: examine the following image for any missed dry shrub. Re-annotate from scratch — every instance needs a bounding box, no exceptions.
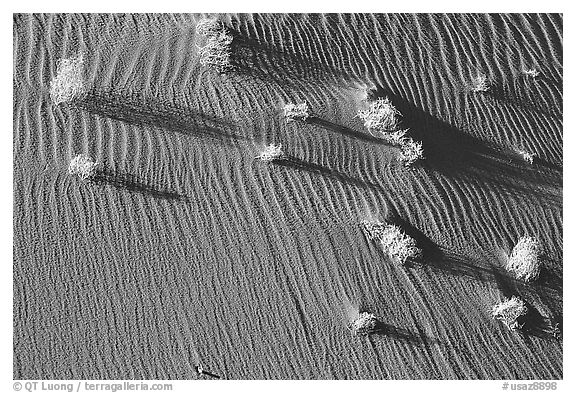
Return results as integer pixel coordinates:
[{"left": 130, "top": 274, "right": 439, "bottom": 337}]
[
  {"left": 283, "top": 102, "right": 310, "bottom": 122},
  {"left": 357, "top": 98, "right": 424, "bottom": 166},
  {"left": 506, "top": 236, "right": 541, "bottom": 282},
  {"left": 256, "top": 144, "right": 283, "bottom": 161},
  {"left": 492, "top": 296, "right": 528, "bottom": 331},
  {"left": 351, "top": 312, "right": 379, "bottom": 336},
  {"left": 357, "top": 97, "right": 401, "bottom": 132},
  {"left": 398, "top": 138, "right": 424, "bottom": 166},
  {"left": 521, "top": 68, "right": 540, "bottom": 79},
  {"left": 515, "top": 149, "right": 535, "bottom": 164},
  {"left": 381, "top": 129, "right": 408, "bottom": 145},
  {"left": 196, "top": 18, "right": 225, "bottom": 36},
  {"left": 471, "top": 73, "right": 489, "bottom": 92},
  {"left": 49, "top": 55, "right": 86, "bottom": 105},
  {"left": 361, "top": 220, "right": 421, "bottom": 265},
  {"left": 68, "top": 154, "right": 98, "bottom": 180},
  {"left": 198, "top": 30, "right": 234, "bottom": 73}
]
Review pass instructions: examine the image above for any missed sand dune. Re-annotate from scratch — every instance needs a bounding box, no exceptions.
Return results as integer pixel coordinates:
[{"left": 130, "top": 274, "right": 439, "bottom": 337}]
[{"left": 13, "top": 13, "right": 562, "bottom": 379}]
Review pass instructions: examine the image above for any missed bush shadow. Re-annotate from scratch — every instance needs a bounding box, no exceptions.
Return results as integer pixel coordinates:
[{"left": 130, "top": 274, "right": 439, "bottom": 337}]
[
  {"left": 220, "top": 25, "right": 355, "bottom": 88},
  {"left": 90, "top": 167, "right": 188, "bottom": 201},
  {"left": 75, "top": 90, "right": 249, "bottom": 144},
  {"left": 518, "top": 303, "right": 562, "bottom": 343},
  {"left": 270, "top": 155, "right": 385, "bottom": 194},
  {"left": 481, "top": 81, "right": 562, "bottom": 120},
  {"left": 370, "top": 321, "right": 442, "bottom": 347},
  {"left": 305, "top": 116, "right": 390, "bottom": 145},
  {"left": 388, "top": 215, "right": 497, "bottom": 283},
  {"left": 367, "top": 87, "right": 562, "bottom": 207},
  {"left": 386, "top": 216, "right": 562, "bottom": 342},
  {"left": 364, "top": 319, "right": 464, "bottom": 356}
]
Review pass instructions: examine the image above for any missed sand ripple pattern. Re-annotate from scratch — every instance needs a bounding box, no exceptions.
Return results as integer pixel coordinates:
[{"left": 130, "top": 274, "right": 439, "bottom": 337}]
[{"left": 14, "top": 13, "right": 562, "bottom": 379}]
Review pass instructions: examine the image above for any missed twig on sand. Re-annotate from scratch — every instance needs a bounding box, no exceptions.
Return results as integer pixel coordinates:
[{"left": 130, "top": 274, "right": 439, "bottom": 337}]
[{"left": 195, "top": 364, "right": 221, "bottom": 379}]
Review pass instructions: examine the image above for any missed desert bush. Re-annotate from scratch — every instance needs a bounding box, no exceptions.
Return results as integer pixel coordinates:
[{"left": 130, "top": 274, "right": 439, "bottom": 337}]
[
  {"left": 49, "top": 55, "right": 86, "bottom": 105},
  {"left": 283, "top": 102, "right": 310, "bottom": 123},
  {"left": 398, "top": 138, "right": 424, "bottom": 166},
  {"left": 68, "top": 154, "right": 98, "bottom": 180},
  {"left": 357, "top": 97, "right": 401, "bottom": 132},
  {"left": 356, "top": 98, "right": 425, "bottom": 166},
  {"left": 470, "top": 73, "right": 489, "bottom": 92},
  {"left": 381, "top": 129, "right": 408, "bottom": 145},
  {"left": 521, "top": 68, "right": 540, "bottom": 79},
  {"left": 492, "top": 296, "right": 528, "bottom": 331},
  {"left": 351, "top": 312, "right": 379, "bottom": 336},
  {"left": 196, "top": 18, "right": 225, "bottom": 36},
  {"left": 256, "top": 144, "right": 283, "bottom": 161},
  {"left": 198, "top": 30, "right": 234, "bottom": 73},
  {"left": 516, "top": 149, "right": 535, "bottom": 164},
  {"left": 361, "top": 220, "right": 421, "bottom": 265},
  {"left": 506, "top": 236, "right": 541, "bottom": 282}
]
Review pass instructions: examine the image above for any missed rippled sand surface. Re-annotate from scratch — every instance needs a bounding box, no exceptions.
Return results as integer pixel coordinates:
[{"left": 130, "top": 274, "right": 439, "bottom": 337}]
[{"left": 13, "top": 13, "right": 562, "bottom": 379}]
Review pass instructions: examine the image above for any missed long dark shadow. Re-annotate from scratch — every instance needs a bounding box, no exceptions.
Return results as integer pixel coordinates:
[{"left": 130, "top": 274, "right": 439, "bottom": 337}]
[
  {"left": 369, "top": 319, "right": 465, "bottom": 356},
  {"left": 90, "top": 168, "right": 188, "bottom": 201},
  {"left": 389, "top": 215, "right": 499, "bottom": 283},
  {"left": 306, "top": 116, "right": 389, "bottom": 145},
  {"left": 384, "top": 215, "right": 562, "bottom": 333},
  {"left": 481, "top": 81, "right": 562, "bottom": 120},
  {"left": 367, "top": 86, "right": 562, "bottom": 207},
  {"left": 370, "top": 321, "right": 441, "bottom": 346},
  {"left": 271, "top": 155, "right": 385, "bottom": 193},
  {"left": 215, "top": 21, "right": 357, "bottom": 88},
  {"left": 74, "top": 90, "right": 249, "bottom": 144}
]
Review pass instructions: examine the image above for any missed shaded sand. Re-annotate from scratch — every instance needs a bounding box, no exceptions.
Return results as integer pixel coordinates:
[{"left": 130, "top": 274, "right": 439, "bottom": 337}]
[{"left": 13, "top": 13, "right": 562, "bottom": 379}]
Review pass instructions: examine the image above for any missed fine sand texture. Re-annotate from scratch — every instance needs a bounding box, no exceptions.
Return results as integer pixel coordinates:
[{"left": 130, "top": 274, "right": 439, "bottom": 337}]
[{"left": 13, "top": 13, "right": 562, "bottom": 379}]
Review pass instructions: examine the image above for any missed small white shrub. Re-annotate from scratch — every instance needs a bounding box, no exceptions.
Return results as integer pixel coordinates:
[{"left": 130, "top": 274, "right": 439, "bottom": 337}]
[
  {"left": 361, "top": 220, "right": 421, "bottom": 265},
  {"left": 256, "top": 144, "right": 283, "bottom": 161},
  {"left": 506, "top": 236, "right": 541, "bottom": 282},
  {"left": 196, "top": 18, "right": 225, "bottom": 37},
  {"left": 516, "top": 149, "right": 535, "bottom": 164},
  {"left": 471, "top": 73, "right": 489, "bottom": 92},
  {"left": 492, "top": 296, "right": 528, "bottom": 331},
  {"left": 356, "top": 98, "right": 425, "bottom": 166},
  {"left": 521, "top": 68, "right": 540, "bottom": 79},
  {"left": 351, "top": 312, "right": 379, "bottom": 336},
  {"left": 357, "top": 97, "right": 401, "bottom": 132},
  {"left": 198, "top": 30, "right": 234, "bottom": 73},
  {"left": 381, "top": 129, "right": 408, "bottom": 145},
  {"left": 68, "top": 154, "right": 98, "bottom": 180},
  {"left": 398, "top": 138, "right": 424, "bottom": 166},
  {"left": 283, "top": 102, "right": 310, "bottom": 122},
  {"left": 49, "top": 55, "right": 86, "bottom": 105}
]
